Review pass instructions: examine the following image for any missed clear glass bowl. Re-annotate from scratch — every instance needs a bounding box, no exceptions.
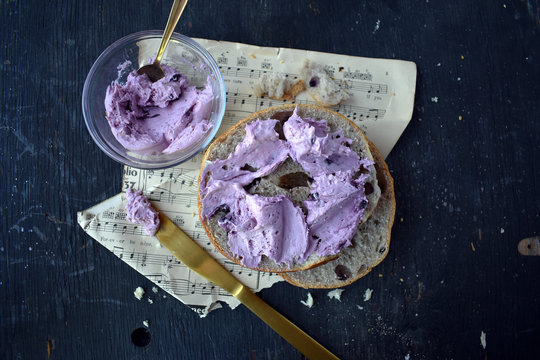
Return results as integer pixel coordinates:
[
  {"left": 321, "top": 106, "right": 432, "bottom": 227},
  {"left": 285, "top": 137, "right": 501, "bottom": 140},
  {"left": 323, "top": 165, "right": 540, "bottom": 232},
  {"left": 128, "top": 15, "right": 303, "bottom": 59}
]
[{"left": 82, "top": 30, "right": 226, "bottom": 169}]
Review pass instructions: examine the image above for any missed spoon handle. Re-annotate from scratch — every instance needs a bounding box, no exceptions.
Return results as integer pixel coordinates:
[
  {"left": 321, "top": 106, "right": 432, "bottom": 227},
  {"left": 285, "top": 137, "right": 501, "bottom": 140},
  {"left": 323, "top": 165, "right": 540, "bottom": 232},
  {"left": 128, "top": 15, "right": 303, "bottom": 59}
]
[{"left": 155, "top": 0, "right": 189, "bottom": 64}]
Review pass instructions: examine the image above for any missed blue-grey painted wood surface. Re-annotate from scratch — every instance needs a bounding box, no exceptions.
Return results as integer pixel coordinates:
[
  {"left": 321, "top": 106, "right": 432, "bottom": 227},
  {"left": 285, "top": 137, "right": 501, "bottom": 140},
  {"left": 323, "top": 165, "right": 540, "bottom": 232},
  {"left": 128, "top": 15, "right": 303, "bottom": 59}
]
[{"left": 1, "top": 0, "right": 539, "bottom": 359}]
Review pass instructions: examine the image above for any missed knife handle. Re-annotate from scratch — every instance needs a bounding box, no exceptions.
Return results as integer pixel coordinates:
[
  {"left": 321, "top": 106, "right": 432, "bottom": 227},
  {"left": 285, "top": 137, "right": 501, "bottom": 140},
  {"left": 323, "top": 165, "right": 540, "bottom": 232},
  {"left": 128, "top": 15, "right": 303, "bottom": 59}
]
[
  {"left": 236, "top": 286, "right": 340, "bottom": 360},
  {"left": 156, "top": 213, "right": 339, "bottom": 359}
]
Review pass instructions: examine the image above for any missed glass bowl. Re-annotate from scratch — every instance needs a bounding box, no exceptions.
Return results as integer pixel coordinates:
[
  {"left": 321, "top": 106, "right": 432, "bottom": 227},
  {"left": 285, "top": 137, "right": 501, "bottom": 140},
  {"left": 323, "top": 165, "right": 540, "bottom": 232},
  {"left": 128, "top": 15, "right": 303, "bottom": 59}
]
[{"left": 82, "top": 30, "right": 226, "bottom": 169}]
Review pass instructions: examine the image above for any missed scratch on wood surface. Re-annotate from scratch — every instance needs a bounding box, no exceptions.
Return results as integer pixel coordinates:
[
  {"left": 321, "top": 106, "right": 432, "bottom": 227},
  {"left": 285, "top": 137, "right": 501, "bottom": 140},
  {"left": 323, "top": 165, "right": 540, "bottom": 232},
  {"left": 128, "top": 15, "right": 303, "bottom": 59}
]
[
  {"left": 46, "top": 338, "right": 53, "bottom": 358},
  {"left": 525, "top": 0, "right": 540, "bottom": 26},
  {"left": 416, "top": 282, "right": 425, "bottom": 302},
  {"left": 79, "top": 298, "right": 126, "bottom": 307},
  {"left": 308, "top": 3, "right": 320, "bottom": 15},
  {"left": 32, "top": 226, "right": 48, "bottom": 242},
  {"left": 1, "top": 126, "right": 37, "bottom": 159},
  {"left": 44, "top": 213, "right": 69, "bottom": 225},
  {"left": 68, "top": 264, "right": 95, "bottom": 277}
]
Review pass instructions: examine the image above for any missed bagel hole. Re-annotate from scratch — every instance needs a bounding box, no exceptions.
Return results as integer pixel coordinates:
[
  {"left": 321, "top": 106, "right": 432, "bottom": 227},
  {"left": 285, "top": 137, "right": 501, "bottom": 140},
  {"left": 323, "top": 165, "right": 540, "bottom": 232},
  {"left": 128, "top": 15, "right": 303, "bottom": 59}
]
[{"left": 277, "top": 172, "right": 312, "bottom": 189}]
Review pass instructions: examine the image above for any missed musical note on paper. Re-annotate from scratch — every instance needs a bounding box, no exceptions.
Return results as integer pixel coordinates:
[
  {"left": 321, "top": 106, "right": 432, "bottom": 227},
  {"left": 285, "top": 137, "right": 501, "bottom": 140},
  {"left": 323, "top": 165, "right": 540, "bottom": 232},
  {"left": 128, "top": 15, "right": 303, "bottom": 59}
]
[
  {"left": 78, "top": 38, "right": 416, "bottom": 314},
  {"left": 89, "top": 221, "right": 146, "bottom": 237}
]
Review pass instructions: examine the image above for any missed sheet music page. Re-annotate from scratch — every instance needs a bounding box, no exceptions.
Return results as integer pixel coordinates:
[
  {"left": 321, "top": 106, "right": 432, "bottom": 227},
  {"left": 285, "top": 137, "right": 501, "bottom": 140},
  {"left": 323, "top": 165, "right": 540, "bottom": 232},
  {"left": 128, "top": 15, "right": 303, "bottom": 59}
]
[{"left": 77, "top": 38, "right": 416, "bottom": 316}]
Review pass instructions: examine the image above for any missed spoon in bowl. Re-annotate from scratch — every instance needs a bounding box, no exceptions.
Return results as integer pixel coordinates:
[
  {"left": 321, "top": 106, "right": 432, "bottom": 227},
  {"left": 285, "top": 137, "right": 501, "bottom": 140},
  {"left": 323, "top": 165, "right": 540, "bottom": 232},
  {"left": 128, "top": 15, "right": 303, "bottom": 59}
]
[{"left": 137, "top": 0, "right": 189, "bottom": 82}]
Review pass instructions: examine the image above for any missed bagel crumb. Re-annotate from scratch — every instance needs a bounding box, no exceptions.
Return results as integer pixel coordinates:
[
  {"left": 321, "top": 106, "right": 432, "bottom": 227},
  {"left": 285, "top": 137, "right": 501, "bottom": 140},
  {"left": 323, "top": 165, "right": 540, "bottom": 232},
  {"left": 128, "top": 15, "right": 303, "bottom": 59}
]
[
  {"left": 300, "top": 292, "right": 314, "bottom": 308},
  {"left": 134, "top": 286, "right": 145, "bottom": 300},
  {"left": 363, "top": 288, "right": 373, "bottom": 302},
  {"left": 327, "top": 289, "right": 344, "bottom": 301}
]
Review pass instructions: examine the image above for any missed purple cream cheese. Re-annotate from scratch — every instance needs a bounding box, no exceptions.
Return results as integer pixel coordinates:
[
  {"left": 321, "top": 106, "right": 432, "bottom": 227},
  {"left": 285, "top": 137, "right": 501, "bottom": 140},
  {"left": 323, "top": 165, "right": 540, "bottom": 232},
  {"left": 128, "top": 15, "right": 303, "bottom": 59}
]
[
  {"left": 125, "top": 189, "right": 160, "bottom": 235},
  {"left": 200, "top": 108, "right": 373, "bottom": 267},
  {"left": 105, "top": 64, "right": 213, "bottom": 154},
  {"left": 199, "top": 118, "right": 290, "bottom": 195},
  {"left": 202, "top": 182, "right": 311, "bottom": 268},
  {"left": 283, "top": 114, "right": 362, "bottom": 176}
]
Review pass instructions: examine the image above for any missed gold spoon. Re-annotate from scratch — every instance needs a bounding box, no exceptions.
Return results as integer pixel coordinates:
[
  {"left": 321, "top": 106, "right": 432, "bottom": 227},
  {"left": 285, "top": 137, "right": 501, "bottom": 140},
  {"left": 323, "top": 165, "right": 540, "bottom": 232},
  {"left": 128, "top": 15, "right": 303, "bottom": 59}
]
[{"left": 137, "top": 0, "right": 189, "bottom": 82}]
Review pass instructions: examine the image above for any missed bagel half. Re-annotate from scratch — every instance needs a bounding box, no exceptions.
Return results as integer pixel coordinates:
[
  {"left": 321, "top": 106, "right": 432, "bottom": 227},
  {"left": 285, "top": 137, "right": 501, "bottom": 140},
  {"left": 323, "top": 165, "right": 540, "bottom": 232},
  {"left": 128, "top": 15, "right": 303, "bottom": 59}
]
[{"left": 197, "top": 104, "right": 381, "bottom": 272}]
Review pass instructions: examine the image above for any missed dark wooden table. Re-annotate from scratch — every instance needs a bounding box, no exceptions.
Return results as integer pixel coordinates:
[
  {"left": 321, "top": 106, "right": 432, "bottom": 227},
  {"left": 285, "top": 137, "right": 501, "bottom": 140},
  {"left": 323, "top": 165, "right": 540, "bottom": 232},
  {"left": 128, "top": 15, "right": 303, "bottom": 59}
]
[{"left": 2, "top": 1, "right": 539, "bottom": 359}]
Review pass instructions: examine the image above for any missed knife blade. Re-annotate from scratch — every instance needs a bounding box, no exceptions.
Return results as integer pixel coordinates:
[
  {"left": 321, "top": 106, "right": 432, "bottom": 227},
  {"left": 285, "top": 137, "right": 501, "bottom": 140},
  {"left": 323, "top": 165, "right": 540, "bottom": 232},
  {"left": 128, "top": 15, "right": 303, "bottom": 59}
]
[{"left": 154, "top": 211, "right": 340, "bottom": 360}]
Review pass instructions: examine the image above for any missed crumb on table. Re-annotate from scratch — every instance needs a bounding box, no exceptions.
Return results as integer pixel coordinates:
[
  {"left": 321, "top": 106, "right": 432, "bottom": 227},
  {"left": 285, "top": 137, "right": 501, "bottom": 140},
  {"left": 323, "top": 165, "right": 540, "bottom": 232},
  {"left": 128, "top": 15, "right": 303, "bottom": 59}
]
[{"left": 134, "top": 286, "right": 145, "bottom": 300}]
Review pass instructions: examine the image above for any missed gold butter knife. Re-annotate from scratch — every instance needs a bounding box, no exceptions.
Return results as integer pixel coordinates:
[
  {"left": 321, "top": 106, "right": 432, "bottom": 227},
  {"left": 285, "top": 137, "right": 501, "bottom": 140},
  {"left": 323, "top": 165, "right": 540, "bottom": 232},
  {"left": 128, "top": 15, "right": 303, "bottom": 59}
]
[{"left": 155, "top": 211, "right": 340, "bottom": 360}]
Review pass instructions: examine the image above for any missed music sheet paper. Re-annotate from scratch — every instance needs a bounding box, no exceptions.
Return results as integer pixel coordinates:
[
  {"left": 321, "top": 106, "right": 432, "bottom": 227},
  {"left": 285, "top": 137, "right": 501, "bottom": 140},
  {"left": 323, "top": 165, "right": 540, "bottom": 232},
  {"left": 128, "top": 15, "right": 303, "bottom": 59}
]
[{"left": 77, "top": 38, "right": 417, "bottom": 317}]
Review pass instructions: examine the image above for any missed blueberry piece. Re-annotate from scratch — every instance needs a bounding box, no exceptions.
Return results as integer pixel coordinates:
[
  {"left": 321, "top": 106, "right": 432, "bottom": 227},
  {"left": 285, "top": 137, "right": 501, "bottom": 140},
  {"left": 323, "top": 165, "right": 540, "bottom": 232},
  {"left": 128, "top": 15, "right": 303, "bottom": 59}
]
[
  {"left": 240, "top": 164, "right": 258, "bottom": 172},
  {"left": 216, "top": 204, "right": 230, "bottom": 213},
  {"left": 309, "top": 76, "right": 320, "bottom": 87},
  {"left": 364, "top": 182, "right": 374, "bottom": 195},
  {"left": 211, "top": 204, "right": 231, "bottom": 218},
  {"left": 334, "top": 265, "right": 352, "bottom": 280},
  {"left": 272, "top": 111, "right": 293, "bottom": 140},
  {"left": 171, "top": 74, "right": 180, "bottom": 82}
]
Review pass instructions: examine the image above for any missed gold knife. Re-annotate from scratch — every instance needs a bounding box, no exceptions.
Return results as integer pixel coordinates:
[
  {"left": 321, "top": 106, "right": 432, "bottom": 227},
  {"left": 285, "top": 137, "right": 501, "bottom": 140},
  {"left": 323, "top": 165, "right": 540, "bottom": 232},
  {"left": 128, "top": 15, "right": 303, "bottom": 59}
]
[{"left": 155, "top": 211, "right": 340, "bottom": 360}]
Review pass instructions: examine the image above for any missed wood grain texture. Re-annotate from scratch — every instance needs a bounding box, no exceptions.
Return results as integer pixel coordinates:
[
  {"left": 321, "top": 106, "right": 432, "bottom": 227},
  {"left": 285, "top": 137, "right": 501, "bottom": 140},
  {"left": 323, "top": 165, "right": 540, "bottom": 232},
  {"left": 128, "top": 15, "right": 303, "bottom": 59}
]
[{"left": 1, "top": 0, "right": 539, "bottom": 359}]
